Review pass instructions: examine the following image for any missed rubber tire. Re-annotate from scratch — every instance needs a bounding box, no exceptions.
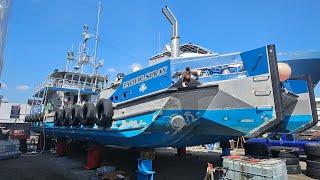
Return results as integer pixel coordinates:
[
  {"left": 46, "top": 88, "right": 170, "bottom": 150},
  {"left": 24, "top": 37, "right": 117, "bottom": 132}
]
[
  {"left": 287, "top": 165, "right": 301, "bottom": 175},
  {"left": 270, "top": 146, "right": 299, "bottom": 158},
  {"left": 95, "top": 98, "right": 113, "bottom": 127},
  {"left": 32, "top": 114, "right": 37, "bottom": 122},
  {"left": 305, "top": 143, "right": 320, "bottom": 160},
  {"left": 284, "top": 158, "right": 299, "bottom": 165},
  {"left": 36, "top": 113, "right": 43, "bottom": 122},
  {"left": 25, "top": 115, "right": 29, "bottom": 122},
  {"left": 307, "top": 166, "right": 320, "bottom": 179},
  {"left": 244, "top": 143, "right": 268, "bottom": 158},
  {"left": 271, "top": 150, "right": 299, "bottom": 158},
  {"left": 63, "top": 107, "right": 72, "bottom": 126},
  {"left": 54, "top": 109, "right": 64, "bottom": 126},
  {"left": 306, "top": 160, "right": 320, "bottom": 169},
  {"left": 34, "top": 113, "right": 39, "bottom": 122},
  {"left": 30, "top": 114, "right": 36, "bottom": 122},
  {"left": 70, "top": 105, "right": 81, "bottom": 126},
  {"left": 39, "top": 113, "right": 44, "bottom": 122},
  {"left": 81, "top": 103, "right": 95, "bottom": 127}
]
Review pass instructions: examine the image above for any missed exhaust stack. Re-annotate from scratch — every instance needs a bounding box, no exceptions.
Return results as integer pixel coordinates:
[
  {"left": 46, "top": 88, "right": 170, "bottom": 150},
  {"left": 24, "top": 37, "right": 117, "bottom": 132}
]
[{"left": 162, "top": 6, "right": 180, "bottom": 58}]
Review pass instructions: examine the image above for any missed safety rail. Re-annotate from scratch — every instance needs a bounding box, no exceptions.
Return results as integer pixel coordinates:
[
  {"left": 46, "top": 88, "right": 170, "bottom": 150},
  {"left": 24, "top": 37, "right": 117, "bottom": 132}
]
[{"left": 34, "top": 77, "right": 102, "bottom": 94}]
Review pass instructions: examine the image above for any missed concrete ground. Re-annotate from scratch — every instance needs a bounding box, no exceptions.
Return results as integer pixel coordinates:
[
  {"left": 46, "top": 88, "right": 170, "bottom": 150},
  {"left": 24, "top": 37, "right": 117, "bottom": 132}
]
[{"left": 0, "top": 147, "right": 316, "bottom": 180}]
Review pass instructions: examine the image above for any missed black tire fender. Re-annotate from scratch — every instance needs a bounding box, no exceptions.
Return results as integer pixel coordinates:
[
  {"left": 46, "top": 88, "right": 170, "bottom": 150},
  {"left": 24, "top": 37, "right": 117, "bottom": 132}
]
[
  {"left": 95, "top": 98, "right": 114, "bottom": 127},
  {"left": 39, "top": 113, "right": 44, "bottom": 122},
  {"left": 54, "top": 109, "right": 64, "bottom": 126},
  {"left": 35, "top": 113, "right": 40, "bottom": 122},
  {"left": 31, "top": 114, "right": 36, "bottom": 122},
  {"left": 63, "top": 107, "right": 72, "bottom": 126},
  {"left": 81, "top": 102, "right": 95, "bottom": 127},
  {"left": 70, "top": 105, "right": 81, "bottom": 126},
  {"left": 24, "top": 115, "right": 29, "bottom": 122}
]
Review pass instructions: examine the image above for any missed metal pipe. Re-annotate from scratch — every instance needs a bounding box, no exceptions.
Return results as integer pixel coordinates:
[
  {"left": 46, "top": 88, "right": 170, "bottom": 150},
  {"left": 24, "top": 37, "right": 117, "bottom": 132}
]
[{"left": 162, "top": 6, "right": 180, "bottom": 58}]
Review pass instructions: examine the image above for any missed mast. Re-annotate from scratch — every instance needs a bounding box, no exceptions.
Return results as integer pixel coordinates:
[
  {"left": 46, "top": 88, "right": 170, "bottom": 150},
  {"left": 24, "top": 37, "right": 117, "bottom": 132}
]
[
  {"left": 65, "top": 44, "right": 74, "bottom": 72},
  {"left": 93, "top": 1, "right": 102, "bottom": 76}
]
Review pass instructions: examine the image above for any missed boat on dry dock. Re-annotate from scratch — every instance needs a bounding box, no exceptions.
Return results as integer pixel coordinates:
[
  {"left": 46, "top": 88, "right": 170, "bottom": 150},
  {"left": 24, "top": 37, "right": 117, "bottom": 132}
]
[{"left": 28, "top": 6, "right": 318, "bottom": 148}]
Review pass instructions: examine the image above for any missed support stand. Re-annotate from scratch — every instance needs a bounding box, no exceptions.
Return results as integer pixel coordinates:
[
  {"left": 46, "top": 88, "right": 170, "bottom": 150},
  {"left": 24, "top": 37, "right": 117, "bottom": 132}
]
[
  {"left": 85, "top": 144, "right": 102, "bottom": 170},
  {"left": 37, "top": 133, "right": 44, "bottom": 150},
  {"left": 176, "top": 147, "right": 188, "bottom": 157},
  {"left": 137, "top": 150, "right": 156, "bottom": 180},
  {"left": 220, "top": 141, "right": 231, "bottom": 157},
  {"left": 236, "top": 136, "right": 245, "bottom": 149},
  {"left": 56, "top": 138, "right": 67, "bottom": 156},
  {"left": 221, "top": 147, "right": 230, "bottom": 156}
]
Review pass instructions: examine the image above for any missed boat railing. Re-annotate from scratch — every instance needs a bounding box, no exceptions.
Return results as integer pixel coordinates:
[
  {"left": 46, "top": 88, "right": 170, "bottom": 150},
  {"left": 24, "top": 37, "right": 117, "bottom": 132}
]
[{"left": 34, "top": 77, "right": 101, "bottom": 93}]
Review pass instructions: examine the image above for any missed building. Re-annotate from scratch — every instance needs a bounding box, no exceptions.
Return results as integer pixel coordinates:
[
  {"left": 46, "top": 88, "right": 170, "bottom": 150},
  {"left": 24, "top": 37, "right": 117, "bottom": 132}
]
[{"left": 0, "top": 102, "right": 30, "bottom": 123}]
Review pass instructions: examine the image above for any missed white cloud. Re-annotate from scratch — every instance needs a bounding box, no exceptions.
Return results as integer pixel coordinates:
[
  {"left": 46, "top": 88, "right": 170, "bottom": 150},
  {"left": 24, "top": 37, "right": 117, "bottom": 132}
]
[
  {"left": 16, "top": 85, "right": 30, "bottom": 91},
  {"left": 107, "top": 67, "right": 117, "bottom": 73},
  {"left": 0, "top": 82, "right": 7, "bottom": 89},
  {"left": 1, "top": 97, "right": 8, "bottom": 102},
  {"left": 130, "top": 63, "right": 142, "bottom": 72}
]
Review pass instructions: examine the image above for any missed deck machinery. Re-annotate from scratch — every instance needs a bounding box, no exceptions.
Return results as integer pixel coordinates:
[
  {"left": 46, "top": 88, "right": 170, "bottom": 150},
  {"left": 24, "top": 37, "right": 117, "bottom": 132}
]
[{"left": 26, "top": 6, "right": 319, "bottom": 176}]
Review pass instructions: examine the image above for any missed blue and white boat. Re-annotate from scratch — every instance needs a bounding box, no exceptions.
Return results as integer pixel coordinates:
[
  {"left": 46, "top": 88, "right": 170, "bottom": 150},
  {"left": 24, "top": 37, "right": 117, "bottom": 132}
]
[{"left": 29, "top": 6, "right": 318, "bottom": 149}]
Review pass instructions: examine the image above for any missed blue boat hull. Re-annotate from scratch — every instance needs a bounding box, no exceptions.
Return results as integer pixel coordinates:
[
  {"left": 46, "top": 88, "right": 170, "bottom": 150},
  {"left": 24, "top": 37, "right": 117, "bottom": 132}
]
[
  {"left": 282, "top": 58, "right": 320, "bottom": 86},
  {"left": 30, "top": 45, "right": 319, "bottom": 148}
]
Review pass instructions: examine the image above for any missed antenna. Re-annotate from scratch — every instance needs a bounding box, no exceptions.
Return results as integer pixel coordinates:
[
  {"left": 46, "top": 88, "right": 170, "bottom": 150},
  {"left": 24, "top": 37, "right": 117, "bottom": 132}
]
[
  {"left": 93, "top": 1, "right": 102, "bottom": 75},
  {"left": 65, "top": 44, "right": 75, "bottom": 72}
]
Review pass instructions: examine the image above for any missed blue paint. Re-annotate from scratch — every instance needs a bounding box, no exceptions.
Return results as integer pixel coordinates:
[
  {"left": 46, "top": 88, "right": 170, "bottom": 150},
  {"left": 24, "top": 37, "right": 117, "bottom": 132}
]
[
  {"left": 202, "top": 108, "right": 274, "bottom": 134},
  {"left": 222, "top": 148, "right": 231, "bottom": 156},
  {"left": 107, "top": 45, "right": 272, "bottom": 105},
  {"left": 110, "top": 60, "right": 171, "bottom": 103},
  {"left": 137, "top": 159, "right": 155, "bottom": 180},
  {"left": 281, "top": 114, "right": 313, "bottom": 132},
  {"left": 240, "top": 46, "right": 269, "bottom": 76},
  {"left": 29, "top": 44, "right": 316, "bottom": 149},
  {"left": 283, "top": 80, "right": 308, "bottom": 94},
  {"left": 32, "top": 107, "right": 284, "bottom": 148},
  {"left": 30, "top": 105, "right": 43, "bottom": 114}
]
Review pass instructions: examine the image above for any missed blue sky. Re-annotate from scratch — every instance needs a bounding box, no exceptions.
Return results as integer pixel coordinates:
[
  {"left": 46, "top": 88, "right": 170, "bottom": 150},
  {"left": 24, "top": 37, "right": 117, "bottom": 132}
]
[{"left": 1, "top": 0, "right": 320, "bottom": 103}]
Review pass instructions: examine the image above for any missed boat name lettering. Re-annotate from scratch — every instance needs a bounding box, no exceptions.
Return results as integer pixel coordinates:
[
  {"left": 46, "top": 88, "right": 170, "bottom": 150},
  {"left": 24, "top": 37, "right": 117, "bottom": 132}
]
[{"left": 123, "top": 66, "right": 168, "bottom": 89}]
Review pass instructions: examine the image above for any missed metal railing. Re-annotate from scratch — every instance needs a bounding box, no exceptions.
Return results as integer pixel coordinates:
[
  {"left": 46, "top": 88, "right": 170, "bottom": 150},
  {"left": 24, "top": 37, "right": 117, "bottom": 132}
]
[{"left": 34, "top": 77, "right": 102, "bottom": 93}]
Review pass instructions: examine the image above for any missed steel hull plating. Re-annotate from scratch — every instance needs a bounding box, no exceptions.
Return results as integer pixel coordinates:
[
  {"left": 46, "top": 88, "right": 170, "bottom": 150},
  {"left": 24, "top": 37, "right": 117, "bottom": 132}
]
[
  {"left": 31, "top": 45, "right": 318, "bottom": 148},
  {"left": 31, "top": 85, "right": 275, "bottom": 148}
]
